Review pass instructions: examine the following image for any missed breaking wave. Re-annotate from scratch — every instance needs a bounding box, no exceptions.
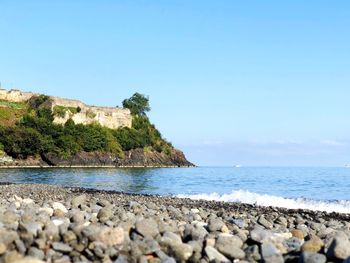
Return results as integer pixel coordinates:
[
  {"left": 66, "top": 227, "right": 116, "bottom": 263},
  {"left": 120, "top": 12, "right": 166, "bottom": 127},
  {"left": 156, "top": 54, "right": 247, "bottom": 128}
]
[{"left": 177, "top": 190, "right": 350, "bottom": 214}]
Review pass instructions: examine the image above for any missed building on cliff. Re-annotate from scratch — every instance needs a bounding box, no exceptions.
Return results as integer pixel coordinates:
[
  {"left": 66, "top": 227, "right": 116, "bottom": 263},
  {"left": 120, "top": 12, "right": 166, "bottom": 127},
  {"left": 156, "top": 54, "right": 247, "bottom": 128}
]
[{"left": 0, "top": 89, "right": 132, "bottom": 129}]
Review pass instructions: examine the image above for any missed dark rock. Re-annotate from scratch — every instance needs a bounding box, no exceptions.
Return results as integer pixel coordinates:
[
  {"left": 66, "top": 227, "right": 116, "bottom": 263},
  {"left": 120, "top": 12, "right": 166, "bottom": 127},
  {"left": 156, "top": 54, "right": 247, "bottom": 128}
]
[
  {"left": 245, "top": 245, "right": 261, "bottom": 261},
  {"left": 52, "top": 242, "right": 73, "bottom": 253}
]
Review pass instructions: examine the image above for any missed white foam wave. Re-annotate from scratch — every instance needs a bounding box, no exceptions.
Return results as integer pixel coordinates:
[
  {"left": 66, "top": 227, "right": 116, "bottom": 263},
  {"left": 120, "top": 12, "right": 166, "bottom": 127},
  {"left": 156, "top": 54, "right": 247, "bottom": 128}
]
[{"left": 177, "top": 190, "right": 350, "bottom": 214}]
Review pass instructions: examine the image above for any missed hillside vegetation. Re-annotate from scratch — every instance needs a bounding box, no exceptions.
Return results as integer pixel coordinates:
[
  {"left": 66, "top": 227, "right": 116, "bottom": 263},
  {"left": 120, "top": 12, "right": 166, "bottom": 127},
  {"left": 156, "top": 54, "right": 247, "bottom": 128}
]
[
  {"left": 0, "top": 100, "right": 27, "bottom": 126},
  {"left": 0, "top": 93, "right": 173, "bottom": 159}
]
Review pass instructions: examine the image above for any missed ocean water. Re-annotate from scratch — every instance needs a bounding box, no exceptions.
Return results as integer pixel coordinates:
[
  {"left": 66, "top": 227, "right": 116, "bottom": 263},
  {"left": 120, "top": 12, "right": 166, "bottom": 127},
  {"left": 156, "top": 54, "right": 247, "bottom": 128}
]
[{"left": 0, "top": 167, "right": 350, "bottom": 213}]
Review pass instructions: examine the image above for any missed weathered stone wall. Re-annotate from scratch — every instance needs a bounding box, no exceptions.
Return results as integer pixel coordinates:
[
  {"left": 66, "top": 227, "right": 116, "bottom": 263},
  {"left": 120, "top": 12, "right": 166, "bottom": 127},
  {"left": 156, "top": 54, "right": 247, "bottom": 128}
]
[
  {"left": 49, "top": 98, "right": 132, "bottom": 129},
  {"left": 0, "top": 89, "right": 132, "bottom": 129},
  {"left": 0, "top": 89, "right": 37, "bottom": 102}
]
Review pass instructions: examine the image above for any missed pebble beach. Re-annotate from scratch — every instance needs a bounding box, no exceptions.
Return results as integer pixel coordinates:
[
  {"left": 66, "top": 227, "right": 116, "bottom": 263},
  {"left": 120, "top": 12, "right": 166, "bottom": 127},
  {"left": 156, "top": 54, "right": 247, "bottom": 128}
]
[{"left": 0, "top": 183, "right": 350, "bottom": 263}]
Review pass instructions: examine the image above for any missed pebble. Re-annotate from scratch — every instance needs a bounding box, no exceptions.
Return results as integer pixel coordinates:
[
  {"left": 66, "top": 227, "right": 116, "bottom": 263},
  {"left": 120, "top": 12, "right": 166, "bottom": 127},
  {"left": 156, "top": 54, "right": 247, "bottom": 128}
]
[
  {"left": 96, "top": 227, "right": 124, "bottom": 246},
  {"left": 97, "top": 207, "right": 113, "bottom": 222},
  {"left": 245, "top": 245, "right": 261, "bottom": 261},
  {"left": 207, "top": 218, "right": 224, "bottom": 232},
  {"left": 300, "top": 252, "right": 327, "bottom": 263},
  {"left": 52, "top": 242, "right": 73, "bottom": 253},
  {"left": 52, "top": 202, "right": 68, "bottom": 214},
  {"left": 136, "top": 218, "right": 159, "bottom": 238},
  {"left": 71, "top": 194, "right": 86, "bottom": 208},
  {"left": 38, "top": 207, "right": 54, "bottom": 216},
  {"left": 261, "top": 242, "right": 284, "bottom": 263},
  {"left": 0, "top": 183, "right": 349, "bottom": 263},
  {"left": 12, "top": 258, "right": 45, "bottom": 263},
  {"left": 258, "top": 215, "right": 273, "bottom": 229},
  {"left": 170, "top": 243, "right": 193, "bottom": 261},
  {"left": 326, "top": 232, "right": 350, "bottom": 260},
  {"left": 276, "top": 216, "right": 288, "bottom": 227},
  {"left": 215, "top": 234, "right": 245, "bottom": 259},
  {"left": 291, "top": 229, "right": 305, "bottom": 240},
  {"left": 0, "top": 243, "right": 6, "bottom": 255},
  {"left": 301, "top": 236, "right": 324, "bottom": 253},
  {"left": 204, "top": 246, "right": 230, "bottom": 263},
  {"left": 27, "top": 247, "right": 45, "bottom": 260}
]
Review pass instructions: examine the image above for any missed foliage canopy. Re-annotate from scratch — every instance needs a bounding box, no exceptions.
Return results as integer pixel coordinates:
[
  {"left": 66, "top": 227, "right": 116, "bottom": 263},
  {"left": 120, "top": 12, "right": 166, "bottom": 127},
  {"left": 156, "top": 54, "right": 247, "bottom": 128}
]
[
  {"left": 122, "top": 93, "right": 150, "bottom": 116},
  {"left": 0, "top": 92, "right": 172, "bottom": 159}
]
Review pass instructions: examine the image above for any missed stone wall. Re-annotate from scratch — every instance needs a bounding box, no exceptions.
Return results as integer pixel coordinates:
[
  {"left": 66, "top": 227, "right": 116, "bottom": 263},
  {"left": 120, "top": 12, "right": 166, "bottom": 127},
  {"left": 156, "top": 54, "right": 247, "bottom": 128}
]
[
  {"left": 49, "top": 97, "right": 132, "bottom": 129},
  {"left": 0, "top": 89, "right": 37, "bottom": 102},
  {"left": 0, "top": 89, "right": 132, "bottom": 129}
]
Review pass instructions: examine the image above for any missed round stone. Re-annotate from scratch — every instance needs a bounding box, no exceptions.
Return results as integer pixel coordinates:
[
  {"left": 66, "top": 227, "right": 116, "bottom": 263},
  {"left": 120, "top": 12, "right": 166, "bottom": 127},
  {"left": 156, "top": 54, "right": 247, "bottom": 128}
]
[
  {"left": 301, "top": 237, "right": 324, "bottom": 253},
  {"left": 135, "top": 218, "right": 159, "bottom": 238}
]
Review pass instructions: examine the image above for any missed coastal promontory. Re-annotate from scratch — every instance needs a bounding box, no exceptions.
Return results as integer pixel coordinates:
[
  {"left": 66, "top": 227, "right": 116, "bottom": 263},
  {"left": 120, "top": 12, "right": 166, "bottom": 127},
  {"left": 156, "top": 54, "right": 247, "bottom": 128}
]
[{"left": 0, "top": 89, "right": 193, "bottom": 167}]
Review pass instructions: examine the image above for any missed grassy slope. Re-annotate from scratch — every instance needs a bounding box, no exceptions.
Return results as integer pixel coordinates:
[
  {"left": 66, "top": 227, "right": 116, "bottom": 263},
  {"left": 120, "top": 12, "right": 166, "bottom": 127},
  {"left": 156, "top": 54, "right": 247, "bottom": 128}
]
[{"left": 0, "top": 100, "right": 27, "bottom": 126}]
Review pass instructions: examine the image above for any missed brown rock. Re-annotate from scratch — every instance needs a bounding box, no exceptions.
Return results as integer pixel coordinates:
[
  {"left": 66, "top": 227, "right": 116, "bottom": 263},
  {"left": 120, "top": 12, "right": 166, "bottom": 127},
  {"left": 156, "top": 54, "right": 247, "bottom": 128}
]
[
  {"left": 301, "top": 236, "right": 324, "bottom": 253},
  {"left": 0, "top": 243, "right": 6, "bottom": 255},
  {"left": 291, "top": 229, "right": 304, "bottom": 240},
  {"left": 53, "top": 209, "right": 66, "bottom": 217}
]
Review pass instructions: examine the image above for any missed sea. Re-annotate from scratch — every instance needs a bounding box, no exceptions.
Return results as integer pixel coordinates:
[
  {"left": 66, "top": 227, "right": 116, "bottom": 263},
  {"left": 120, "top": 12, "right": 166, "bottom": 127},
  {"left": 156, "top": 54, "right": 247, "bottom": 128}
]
[{"left": 1, "top": 167, "right": 350, "bottom": 214}]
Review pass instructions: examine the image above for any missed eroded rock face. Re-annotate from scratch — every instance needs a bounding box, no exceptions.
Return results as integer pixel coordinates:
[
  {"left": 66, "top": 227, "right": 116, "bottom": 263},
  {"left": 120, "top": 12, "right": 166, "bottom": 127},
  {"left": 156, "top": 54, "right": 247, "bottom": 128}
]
[
  {"left": 41, "top": 148, "right": 194, "bottom": 167},
  {"left": 0, "top": 148, "right": 194, "bottom": 168}
]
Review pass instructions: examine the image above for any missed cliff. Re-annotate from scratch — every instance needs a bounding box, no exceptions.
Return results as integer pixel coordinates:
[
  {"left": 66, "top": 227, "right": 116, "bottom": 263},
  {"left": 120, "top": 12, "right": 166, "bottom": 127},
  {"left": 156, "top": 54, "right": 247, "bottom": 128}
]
[
  {"left": 0, "top": 149, "right": 194, "bottom": 167},
  {"left": 0, "top": 88, "right": 194, "bottom": 167},
  {"left": 42, "top": 149, "right": 193, "bottom": 167},
  {"left": 0, "top": 89, "right": 132, "bottom": 129}
]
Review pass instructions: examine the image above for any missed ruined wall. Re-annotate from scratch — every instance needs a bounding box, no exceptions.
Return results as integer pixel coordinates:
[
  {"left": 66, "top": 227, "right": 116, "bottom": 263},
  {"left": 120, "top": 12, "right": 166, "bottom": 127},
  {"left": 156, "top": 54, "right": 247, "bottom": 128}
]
[
  {"left": 0, "top": 89, "right": 37, "bottom": 102},
  {"left": 50, "top": 97, "right": 132, "bottom": 129},
  {"left": 0, "top": 89, "right": 132, "bottom": 129}
]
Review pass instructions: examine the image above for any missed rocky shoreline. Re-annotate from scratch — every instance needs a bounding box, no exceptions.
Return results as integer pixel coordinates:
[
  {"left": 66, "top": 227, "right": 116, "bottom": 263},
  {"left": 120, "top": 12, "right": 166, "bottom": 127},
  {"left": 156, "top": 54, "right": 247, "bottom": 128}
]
[
  {"left": 0, "top": 184, "right": 349, "bottom": 263},
  {"left": 0, "top": 149, "right": 194, "bottom": 168}
]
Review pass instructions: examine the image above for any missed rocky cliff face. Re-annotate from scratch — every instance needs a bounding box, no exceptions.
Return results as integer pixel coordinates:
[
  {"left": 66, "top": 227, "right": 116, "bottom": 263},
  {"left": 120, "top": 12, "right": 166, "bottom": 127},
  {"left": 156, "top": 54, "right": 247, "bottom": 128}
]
[
  {"left": 41, "top": 149, "right": 194, "bottom": 167},
  {"left": 0, "top": 89, "right": 194, "bottom": 168},
  {"left": 0, "top": 149, "right": 194, "bottom": 167}
]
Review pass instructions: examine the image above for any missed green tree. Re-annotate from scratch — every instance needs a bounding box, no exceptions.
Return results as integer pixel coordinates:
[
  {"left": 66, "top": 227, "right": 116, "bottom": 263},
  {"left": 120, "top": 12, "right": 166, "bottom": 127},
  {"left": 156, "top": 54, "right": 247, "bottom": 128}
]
[
  {"left": 0, "top": 127, "right": 43, "bottom": 158},
  {"left": 122, "top": 93, "right": 150, "bottom": 116}
]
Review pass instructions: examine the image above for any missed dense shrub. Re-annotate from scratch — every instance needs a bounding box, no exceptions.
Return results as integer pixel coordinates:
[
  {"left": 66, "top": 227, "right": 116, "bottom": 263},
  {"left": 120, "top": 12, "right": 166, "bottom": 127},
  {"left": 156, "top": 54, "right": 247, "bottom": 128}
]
[
  {"left": 0, "top": 126, "right": 43, "bottom": 158},
  {"left": 112, "top": 115, "right": 172, "bottom": 153},
  {"left": 53, "top": 106, "right": 79, "bottom": 118},
  {"left": 27, "top": 95, "right": 50, "bottom": 109},
  {"left": 113, "top": 127, "right": 146, "bottom": 151},
  {"left": 0, "top": 92, "right": 172, "bottom": 159}
]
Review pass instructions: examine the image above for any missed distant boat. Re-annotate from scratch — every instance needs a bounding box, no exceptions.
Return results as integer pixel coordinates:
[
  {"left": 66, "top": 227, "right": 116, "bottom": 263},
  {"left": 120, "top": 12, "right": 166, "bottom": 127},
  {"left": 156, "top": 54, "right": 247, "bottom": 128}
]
[{"left": 234, "top": 165, "right": 242, "bottom": 168}]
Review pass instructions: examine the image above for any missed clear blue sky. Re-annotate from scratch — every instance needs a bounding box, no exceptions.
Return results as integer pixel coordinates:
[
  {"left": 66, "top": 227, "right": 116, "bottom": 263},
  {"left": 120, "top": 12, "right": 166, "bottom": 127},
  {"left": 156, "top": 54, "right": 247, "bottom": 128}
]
[{"left": 1, "top": 1, "right": 350, "bottom": 166}]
